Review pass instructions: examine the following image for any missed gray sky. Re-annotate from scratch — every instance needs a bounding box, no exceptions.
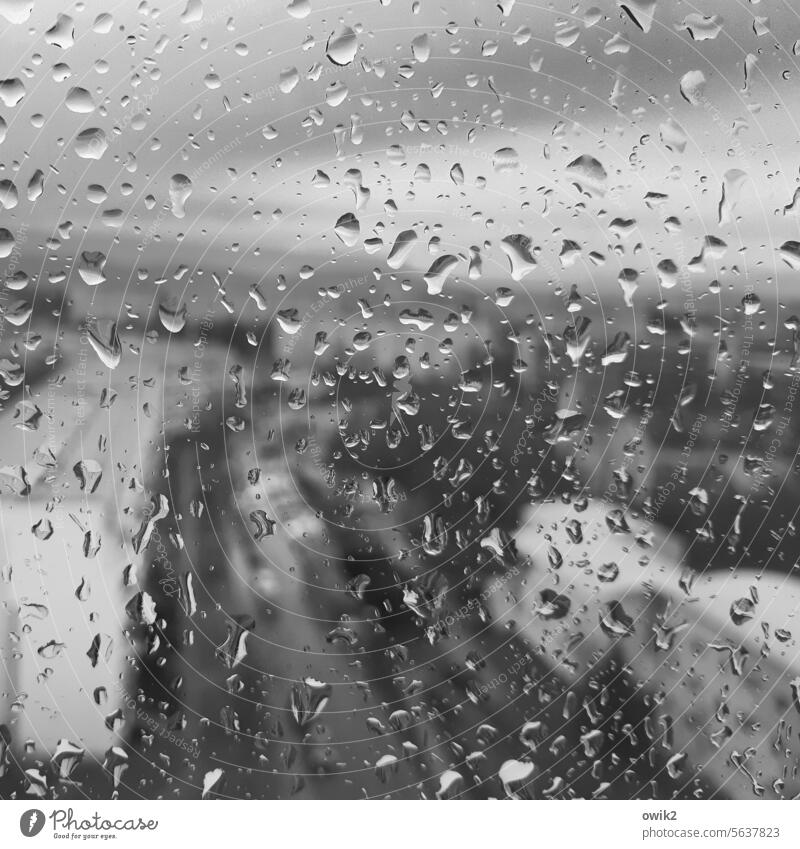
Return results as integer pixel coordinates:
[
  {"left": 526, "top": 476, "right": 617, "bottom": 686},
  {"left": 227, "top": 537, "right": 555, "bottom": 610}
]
[{"left": 1, "top": 0, "right": 800, "bottom": 336}]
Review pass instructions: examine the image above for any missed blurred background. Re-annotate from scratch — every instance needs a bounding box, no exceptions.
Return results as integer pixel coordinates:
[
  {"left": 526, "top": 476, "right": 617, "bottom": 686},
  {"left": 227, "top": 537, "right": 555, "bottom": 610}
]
[{"left": 2, "top": 0, "right": 800, "bottom": 800}]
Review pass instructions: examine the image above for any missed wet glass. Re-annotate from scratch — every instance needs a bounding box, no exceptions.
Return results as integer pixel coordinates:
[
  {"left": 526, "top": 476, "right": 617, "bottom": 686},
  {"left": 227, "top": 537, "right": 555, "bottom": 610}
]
[{"left": 1, "top": 0, "right": 800, "bottom": 802}]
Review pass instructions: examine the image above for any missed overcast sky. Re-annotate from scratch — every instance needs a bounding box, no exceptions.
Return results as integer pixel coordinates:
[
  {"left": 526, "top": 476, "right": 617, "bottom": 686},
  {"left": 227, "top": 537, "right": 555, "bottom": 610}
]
[{"left": 2, "top": 0, "right": 800, "bottom": 328}]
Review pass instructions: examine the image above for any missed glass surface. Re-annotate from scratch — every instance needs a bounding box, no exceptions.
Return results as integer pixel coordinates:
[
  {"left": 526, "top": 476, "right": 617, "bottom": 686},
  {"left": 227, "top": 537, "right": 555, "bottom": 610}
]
[{"left": 1, "top": 0, "right": 799, "bottom": 801}]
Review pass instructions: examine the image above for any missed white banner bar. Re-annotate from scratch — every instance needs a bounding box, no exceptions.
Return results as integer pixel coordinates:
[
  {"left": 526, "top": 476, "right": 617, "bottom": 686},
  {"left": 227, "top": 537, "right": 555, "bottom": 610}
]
[{"left": 1, "top": 800, "right": 798, "bottom": 847}]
